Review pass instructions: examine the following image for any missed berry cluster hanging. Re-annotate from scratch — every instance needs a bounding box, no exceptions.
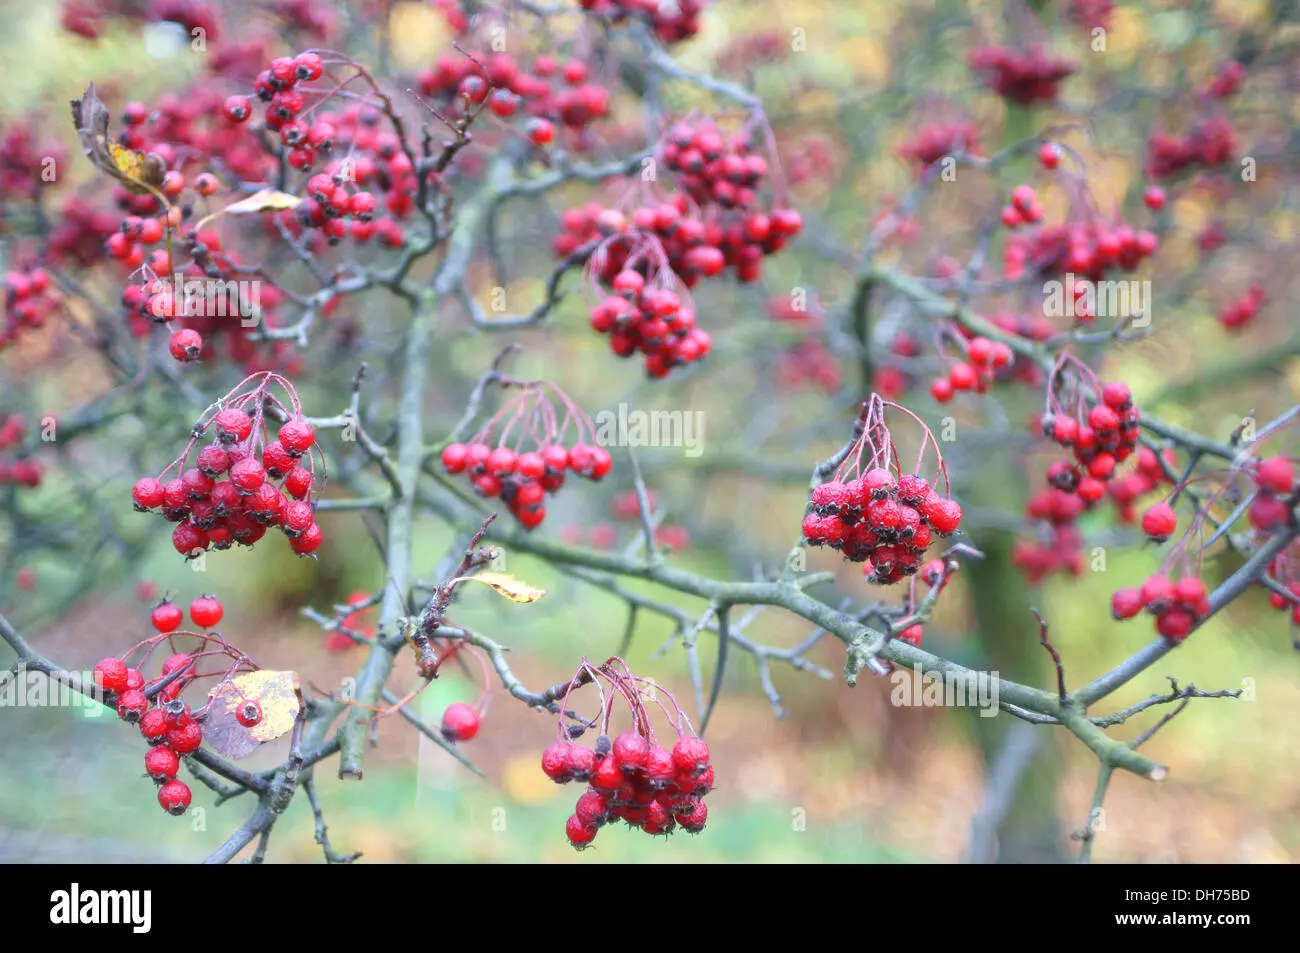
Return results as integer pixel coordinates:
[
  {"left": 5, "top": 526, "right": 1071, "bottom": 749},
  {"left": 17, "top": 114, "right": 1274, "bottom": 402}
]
[{"left": 131, "top": 372, "right": 324, "bottom": 559}]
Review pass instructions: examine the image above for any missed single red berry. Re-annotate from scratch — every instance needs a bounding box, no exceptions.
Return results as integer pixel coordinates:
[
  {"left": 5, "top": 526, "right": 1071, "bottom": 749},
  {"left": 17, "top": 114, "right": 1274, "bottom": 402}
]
[
  {"left": 526, "top": 118, "right": 555, "bottom": 146},
  {"left": 132, "top": 477, "right": 165, "bottom": 510},
  {"left": 157, "top": 779, "right": 192, "bottom": 815},
  {"left": 1140, "top": 574, "right": 1175, "bottom": 610},
  {"left": 566, "top": 813, "right": 597, "bottom": 848},
  {"left": 566, "top": 745, "right": 598, "bottom": 782},
  {"left": 930, "top": 377, "right": 954, "bottom": 403},
  {"left": 1143, "top": 185, "right": 1167, "bottom": 211},
  {"left": 440, "top": 702, "right": 480, "bottom": 742},
  {"left": 213, "top": 408, "right": 253, "bottom": 443},
  {"left": 1141, "top": 503, "right": 1177, "bottom": 541},
  {"left": 283, "top": 466, "right": 313, "bottom": 499},
  {"left": 1174, "top": 577, "right": 1208, "bottom": 606},
  {"left": 145, "top": 745, "right": 180, "bottom": 781},
  {"left": 291, "top": 523, "right": 323, "bottom": 555},
  {"left": 1039, "top": 141, "right": 1061, "bottom": 169},
  {"left": 196, "top": 445, "right": 231, "bottom": 478},
  {"left": 116, "top": 689, "right": 149, "bottom": 722},
  {"left": 676, "top": 798, "right": 708, "bottom": 833},
  {"left": 898, "top": 624, "right": 923, "bottom": 647},
  {"left": 574, "top": 791, "right": 608, "bottom": 827},
  {"left": 236, "top": 699, "right": 263, "bottom": 728},
  {"left": 1111, "top": 587, "right": 1144, "bottom": 620},
  {"left": 542, "top": 743, "right": 574, "bottom": 782},
  {"left": 919, "top": 495, "right": 963, "bottom": 534},
  {"left": 229, "top": 457, "right": 267, "bottom": 494},
  {"left": 441, "top": 443, "right": 469, "bottom": 473},
  {"left": 167, "top": 720, "right": 203, "bottom": 754},
  {"left": 282, "top": 500, "right": 315, "bottom": 535},
  {"left": 1100, "top": 382, "right": 1132, "bottom": 409},
  {"left": 949, "top": 363, "right": 978, "bottom": 391},
  {"left": 1156, "top": 609, "right": 1195, "bottom": 643},
  {"left": 223, "top": 95, "right": 251, "bottom": 122},
  {"left": 189, "top": 595, "right": 223, "bottom": 628},
  {"left": 612, "top": 732, "right": 650, "bottom": 774},
  {"left": 140, "top": 708, "right": 169, "bottom": 744},
  {"left": 279, "top": 418, "right": 315, "bottom": 455},
  {"left": 262, "top": 441, "right": 295, "bottom": 478},
  {"left": 93, "top": 658, "right": 130, "bottom": 694},
  {"left": 671, "top": 736, "right": 710, "bottom": 777},
  {"left": 151, "top": 600, "right": 184, "bottom": 633},
  {"left": 589, "top": 755, "right": 622, "bottom": 791},
  {"left": 1256, "top": 456, "right": 1295, "bottom": 496},
  {"left": 1088, "top": 404, "right": 1120, "bottom": 432}
]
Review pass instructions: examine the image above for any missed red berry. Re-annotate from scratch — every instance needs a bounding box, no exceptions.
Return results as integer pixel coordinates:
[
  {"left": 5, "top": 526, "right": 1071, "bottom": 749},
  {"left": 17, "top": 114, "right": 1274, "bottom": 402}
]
[
  {"left": 566, "top": 813, "right": 597, "bottom": 848},
  {"left": 262, "top": 441, "right": 295, "bottom": 478},
  {"left": 283, "top": 467, "right": 313, "bottom": 499},
  {"left": 1140, "top": 574, "right": 1175, "bottom": 610},
  {"left": 133, "top": 477, "right": 165, "bottom": 510},
  {"left": 145, "top": 745, "right": 180, "bottom": 781},
  {"left": 442, "top": 443, "right": 469, "bottom": 473},
  {"left": 1156, "top": 609, "right": 1195, "bottom": 643},
  {"left": 671, "top": 736, "right": 710, "bottom": 777},
  {"left": 919, "top": 495, "right": 962, "bottom": 534},
  {"left": 1088, "top": 404, "right": 1120, "bottom": 432},
  {"left": 1039, "top": 142, "right": 1061, "bottom": 169},
  {"left": 279, "top": 419, "right": 315, "bottom": 455},
  {"left": 1256, "top": 456, "right": 1295, "bottom": 496},
  {"left": 1100, "top": 382, "right": 1132, "bottom": 409},
  {"left": 566, "top": 745, "right": 598, "bottom": 782},
  {"left": 229, "top": 457, "right": 267, "bottom": 494},
  {"left": 1141, "top": 503, "right": 1177, "bottom": 541},
  {"left": 167, "top": 720, "right": 203, "bottom": 754},
  {"left": 140, "top": 708, "right": 169, "bottom": 744},
  {"left": 93, "top": 658, "right": 129, "bottom": 694},
  {"left": 116, "top": 689, "right": 149, "bottom": 722},
  {"left": 589, "top": 755, "right": 622, "bottom": 791},
  {"left": 213, "top": 408, "right": 253, "bottom": 443},
  {"left": 930, "top": 377, "right": 955, "bottom": 403},
  {"left": 1143, "top": 186, "right": 1166, "bottom": 211},
  {"left": 1173, "top": 577, "right": 1208, "bottom": 605},
  {"left": 189, "top": 595, "right": 223, "bottom": 628},
  {"left": 169, "top": 328, "right": 203, "bottom": 362},
  {"left": 542, "top": 742, "right": 573, "bottom": 782},
  {"left": 527, "top": 118, "right": 555, "bottom": 146},
  {"left": 157, "top": 779, "right": 192, "bottom": 815},
  {"left": 151, "top": 600, "right": 184, "bottom": 633},
  {"left": 440, "top": 702, "right": 480, "bottom": 743},
  {"left": 233, "top": 699, "right": 262, "bottom": 728},
  {"left": 223, "top": 95, "right": 251, "bottom": 122},
  {"left": 282, "top": 500, "right": 314, "bottom": 535},
  {"left": 1111, "top": 588, "right": 1144, "bottom": 620},
  {"left": 612, "top": 732, "right": 650, "bottom": 773},
  {"left": 898, "top": 624, "right": 923, "bottom": 646},
  {"left": 949, "top": 363, "right": 978, "bottom": 390},
  {"left": 291, "top": 523, "right": 323, "bottom": 555}
]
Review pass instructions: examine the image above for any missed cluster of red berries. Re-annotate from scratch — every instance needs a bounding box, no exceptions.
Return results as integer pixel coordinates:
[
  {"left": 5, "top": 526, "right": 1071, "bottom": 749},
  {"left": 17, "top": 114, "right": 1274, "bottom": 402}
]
[
  {"left": 1203, "top": 61, "right": 1246, "bottom": 100},
  {"left": 544, "top": 733, "right": 713, "bottom": 849},
  {"left": 1146, "top": 117, "right": 1236, "bottom": 179},
  {"left": 768, "top": 295, "right": 840, "bottom": 394},
  {"left": 587, "top": 264, "right": 713, "bottom": 378},
  {"left": 0, "top": 414, "right": 42, "bottom": 489},
  {"left": 1110, "top": 574, "right": 1210, "bottom": 643},
  {"left": 1246, "top": 456, "right": 1297, "bottom": 533},
  {"left": 929, "top": 335, "right": 1016, "bottom": 403},
  {"left": 967, "top": 44, "right": 1076, "bottom": 106},
  {"left": 999, "top": 184, "right": 1045, "bottom": 230},
  {"left": 803, "top": 469, "right": 963, "bottom": 583},
  {"left": 1003, "top": 217, "right": 1158, "bottom": 284},
  {"left": 1218, "top": 283, "right": 1266, "bottom": 331},
  {"left": 131, "top": 374, "right": 322, "bottom": 558},
  {"left": 224, "top": 51, "right": 331, "bottom": 171},
  {"left": 3, "top": 267, "right": 61, "bottom": 349},
  {"left": 416, "top": 52, "right": 608, "bottom": 148},
  {"left": 577, "top": 0, "right": 704, "bottom": 45},
  {"left": 1041, "top": 382, "right": 1142, "bottom": 483},
  {"left": 442, "top": 440, "right": 610, "bottom": 529},
  {"left": 896, "top": 121, "right": 982, "bottom": 172}
]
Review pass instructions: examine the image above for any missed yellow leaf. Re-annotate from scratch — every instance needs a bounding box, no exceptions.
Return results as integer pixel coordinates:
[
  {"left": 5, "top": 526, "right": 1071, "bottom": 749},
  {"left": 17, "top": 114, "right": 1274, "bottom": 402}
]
[
  {"left": 203, "top": 670, "right": 302, "bottom": 758},
  {"left": 221, "top": 188, "right": 304, "bottom": 215},
  {"left": 452, "top": 572, "right": 547, "bottom": 604}
]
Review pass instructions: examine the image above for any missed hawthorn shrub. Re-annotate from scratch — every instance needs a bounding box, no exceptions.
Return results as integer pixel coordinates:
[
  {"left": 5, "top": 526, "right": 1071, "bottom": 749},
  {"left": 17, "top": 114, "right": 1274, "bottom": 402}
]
[{"left": 0, "top": 0, "right": 1298, "bottom": 863}]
